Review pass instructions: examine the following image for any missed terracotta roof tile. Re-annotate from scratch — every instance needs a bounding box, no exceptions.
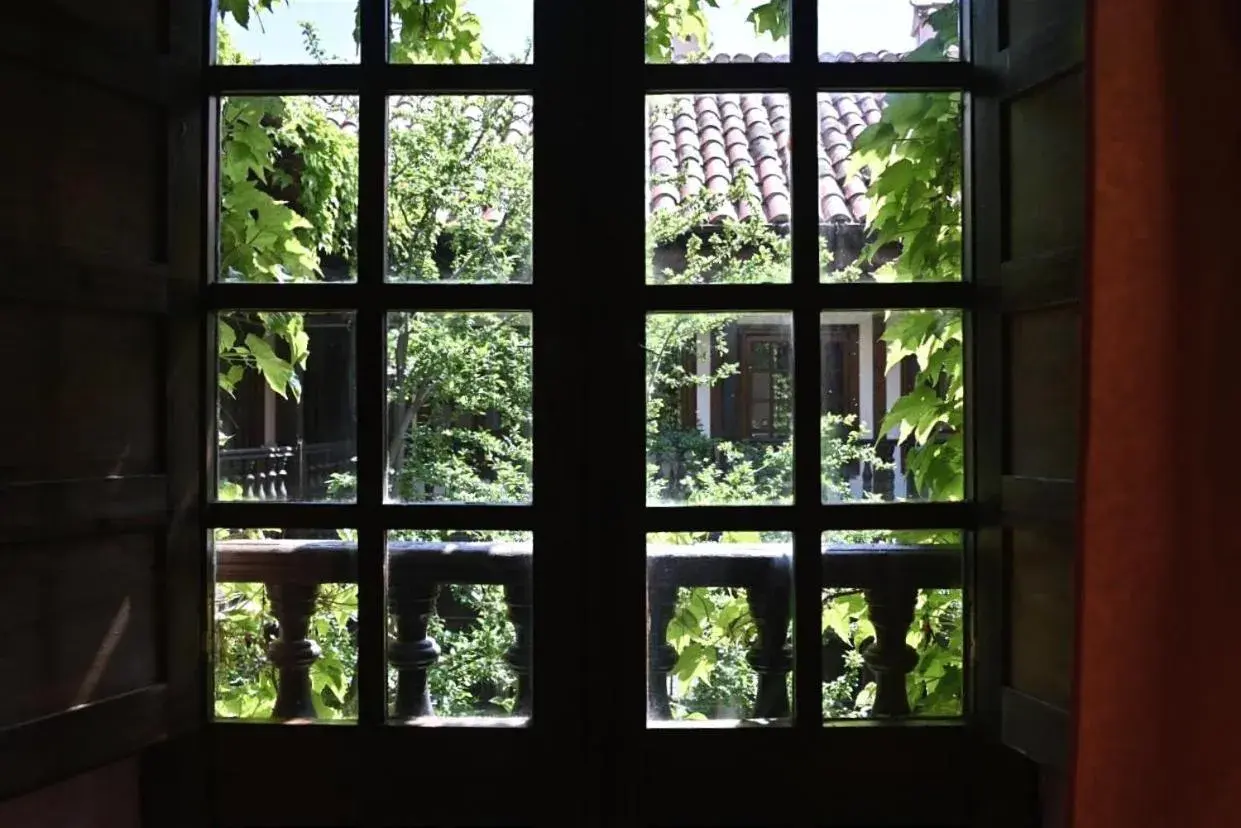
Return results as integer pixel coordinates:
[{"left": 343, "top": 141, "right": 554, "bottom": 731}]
[{"left": 648, "top": 52, "right": 900, "bottom": 226}]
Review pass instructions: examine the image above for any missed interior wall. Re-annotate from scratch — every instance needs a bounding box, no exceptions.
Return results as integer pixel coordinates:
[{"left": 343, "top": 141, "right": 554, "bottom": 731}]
[{"left": 0, "top": 759, "right": 140, "bottom": 828}]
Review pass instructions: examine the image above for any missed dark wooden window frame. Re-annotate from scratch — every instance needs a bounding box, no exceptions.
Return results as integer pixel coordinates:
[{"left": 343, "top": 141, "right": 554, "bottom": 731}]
[
  {"left": 192, "top": 0, "right": 1011, "bottom": 824},
  {"left": 738, "top": 325, "right": 792, "bottom": 440}
]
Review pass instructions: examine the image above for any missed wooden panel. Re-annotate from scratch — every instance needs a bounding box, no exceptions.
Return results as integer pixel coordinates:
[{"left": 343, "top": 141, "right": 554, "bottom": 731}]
[
  {"left": 0, "top": 534, "right": 159, "bottom": 728},
  {"left": 1001, "top": 476, "right": 1076, "bottom": 526},
  {"left": 0, "top": 245, "right": 169, "bottom": 313},
  {"left": 0, "top": 307, "right": 161, "bottom": 483},
  {"left": 0, "top": 0, "right": 188, "bottom": 813},
  {"left": 1003, "top": 0, "right": 1079, "bottom": 48},
  {"left": 49, "top": 0, "right": 164, "bottom": 50},
  {"left": 0, "top": 476, "right": 168, "bottom": 542},
  {"left": 0, "top": 757, "right": 141, "bottom": 828},
  {"left": 1007, "top": 307, "right": 1080, "bottom": 479},
  {"left": 1002, "top": 688, "right": 1070, "bottom": 768},
  {"left": 0, "top": 687, "right": 166, "bottom": 803},
  {"left": 1040, "top": 765, "right": 1068, "bottom": 828},
  {"left": 0, "top": 66, "right": 162, "bottom": 266},
  {"left": 1000, "top": 247, "right": 1081, "bottom": 312},
  {"left": 1008, "top": 527, "right": 1075, "bottom": 708},
  {"left": 1004, "top": 72, "right": 1085, "bottom": 262},
  {"left": 987, "top": 0, "right": 1085, "bottom": 807}
]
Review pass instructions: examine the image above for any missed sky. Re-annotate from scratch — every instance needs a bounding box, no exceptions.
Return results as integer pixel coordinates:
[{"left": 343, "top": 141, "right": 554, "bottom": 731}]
[{"left": 221, "top": 0, "right": 917, "bottom": 64}]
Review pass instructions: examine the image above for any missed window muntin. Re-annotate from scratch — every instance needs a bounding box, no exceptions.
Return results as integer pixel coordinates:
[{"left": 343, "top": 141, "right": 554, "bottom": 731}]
[{"left": 205, "top": 0, "right": 973, "bottom": 759}]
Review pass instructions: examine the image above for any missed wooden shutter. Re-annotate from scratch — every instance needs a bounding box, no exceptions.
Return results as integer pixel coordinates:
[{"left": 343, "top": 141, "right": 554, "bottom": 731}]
[
  {"left": 0, "top": 1, "right": 205, "bottom": 819},
  {"left": 972, "top": 0, "right": 1086, "bottom": 822}
]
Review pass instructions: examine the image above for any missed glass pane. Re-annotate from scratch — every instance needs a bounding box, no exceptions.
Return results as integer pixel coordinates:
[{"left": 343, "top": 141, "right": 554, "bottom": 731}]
[
  {"left": 391, "top": 0, "right": 532, "bottom": 64},
  {"left": 647, "top": 93, "right": 791, "bottom": 285},
  {"left": 214, "top": 1, "right": 357, "bottom": 65},
  {"left": 216, "top": 311, "right": 357, "bottom": 503},
  {"left": 751, "top": 372, "right": 771, "bottom": 400},
  {"left": 820, "top": 309, "right": 962, "bottom": 503},
  {"left": 750, "top": 402, "right": 771, "bottom": 432},
  {"left": 819, "top": 91, "right": 962, "bottom": 283},
  {"left": 647, "top": 532, "right": 793, "bottom": 726},
  {"left": 386, "top": 312, "right": 532, "bottom": 503},
  {"left": 821, "top": 529, "right": 963, "bottom": 720},
  {"left": 217, "top": 95, "right": 359, "bottom": 284},
  {"left": 818, "top": 0, "right": 960, "bottom": 60},
  {"left": 646, "top": 313, "right": 792, "bottom": 506},
  {"left": 645, "top": 1, "right": 789, "bottom": 63},
  {"left": 387, "top": 530, "right": 532, "bottom": 724},
  {"left": 387, "top": 96, "right": 533, "bottom": 283},
  {"left": 212, "top": 527, "right": 357, "bottom": 722}
]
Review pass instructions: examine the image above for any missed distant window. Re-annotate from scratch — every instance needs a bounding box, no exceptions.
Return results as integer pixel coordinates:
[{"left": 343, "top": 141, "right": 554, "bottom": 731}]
[
  {"left": 822, "top": 325, "right": 861, "bottom": 421},
  {"left": 740, "top": 332, "right": 792, "bottom": 439}
]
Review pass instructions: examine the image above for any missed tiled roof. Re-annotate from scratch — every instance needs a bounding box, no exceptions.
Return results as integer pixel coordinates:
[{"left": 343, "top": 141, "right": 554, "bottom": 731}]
[{"left": 648, "top": 52, "right": 899, "bottom": 226}]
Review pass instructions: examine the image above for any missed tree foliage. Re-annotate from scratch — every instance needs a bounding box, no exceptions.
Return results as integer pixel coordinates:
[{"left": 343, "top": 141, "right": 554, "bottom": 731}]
[{"left": 213, "top": 0, "right": 965, "bottom": 722}]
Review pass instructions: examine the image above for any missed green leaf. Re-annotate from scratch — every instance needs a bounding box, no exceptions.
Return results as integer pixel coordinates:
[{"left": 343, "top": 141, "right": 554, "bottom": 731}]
[
  {"left": 219, "top": 0, "right": 251, "bottom": 28},
  {"left": 244, "top": 333, "right": 296, "bottom": 399},
  {"left": 219, "top": 364, "right": 246, "bottom": 397},
  {"left": 871, "top": 159, "right": 917, "bottom": 198},
  {"left": 853, "top": 618, "right": 876, "bottom": 647},
  {"left": 823, "top": 600, "right": 853, "bottom": 643},
  {"left": 218, "top": 319, "right": 237, "bottom": 351}
]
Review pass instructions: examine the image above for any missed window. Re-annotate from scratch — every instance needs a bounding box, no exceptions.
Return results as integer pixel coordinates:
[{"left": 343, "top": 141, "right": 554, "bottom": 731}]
[
  {"left": 821, "top": 323, "right": 860, "bottom": 421},
  {"left": 740, "top": 329, "right": 792, "bottom": 439},
  {"left": 203, "top": 0, "right": 981, "bottom": 823}
]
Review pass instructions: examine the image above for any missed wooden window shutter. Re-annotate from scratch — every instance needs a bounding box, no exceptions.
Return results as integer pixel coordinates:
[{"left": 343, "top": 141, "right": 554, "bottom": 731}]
[
  {"left": 971, "top": 0, "right": 1086, "bottom": 822},
  {"left": 0, "top": 3, "right": 207, "bottom": 819}
]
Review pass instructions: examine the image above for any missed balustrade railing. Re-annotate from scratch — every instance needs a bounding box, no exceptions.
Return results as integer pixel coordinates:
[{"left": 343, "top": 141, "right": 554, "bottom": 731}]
[
  {"left": 214, "top": 539, "right": 960, "bottom": 722},
  {"left": 218, "top": 440, "right": 354, "bottom": 501}
]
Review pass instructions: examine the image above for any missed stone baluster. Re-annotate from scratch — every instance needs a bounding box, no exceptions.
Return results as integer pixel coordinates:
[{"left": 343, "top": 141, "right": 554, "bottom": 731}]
[
  {"left": 861, "top": 582, "right": 919, "bottom": 717},
  {"left": 265, "top": 581, "right": 322, "bottom": 719},
  {"left": 256, "top": 461, "right": 271, "bottom": 500},
  {"left": 264, "top": 453, "right": 279, "bottom": 500},
  {"left": 244, "top": 463, "right": 258, "bottom": 500},
  {"left": 503, "top": 566, "right": 533, "bottom": 716},
  {"left": 646, "top": 579, "right": 679, "bottom": 719},
  {"left": 274, "top": 451, "right": 289, "bottom": 500},
  {"left": 388, "top": 575, "right": 441, "bottom": 718},
  {"left": 746, "top": 555, "right": 792, "bottom": 719}
]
